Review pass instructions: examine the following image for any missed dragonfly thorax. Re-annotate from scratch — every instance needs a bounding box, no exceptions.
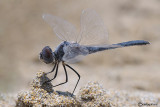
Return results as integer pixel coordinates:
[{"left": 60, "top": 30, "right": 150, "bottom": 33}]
[{"left": 54, "top": 41, "right": 70, "bottom": 61}]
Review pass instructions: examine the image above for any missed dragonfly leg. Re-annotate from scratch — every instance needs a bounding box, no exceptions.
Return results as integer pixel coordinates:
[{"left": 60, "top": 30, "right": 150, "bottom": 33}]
[
  {"left": 45, "top": 62, "right": 57, "bottom": 75},
  {"left": 65, "top": 64, "right": 80, "bottom": 96},
  {"left": 52, "top": 61, "right": 68, "bottom": 87},
  {"left": 45, "top": 62, "right": 59, "bottom": 83}
]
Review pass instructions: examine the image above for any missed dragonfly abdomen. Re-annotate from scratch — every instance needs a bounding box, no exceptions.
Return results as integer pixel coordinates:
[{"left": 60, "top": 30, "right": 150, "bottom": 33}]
[
  {"left": 113, "top": 40, "right": 150, "bottom": 47},
  {"left": 87, "top": 46, "right": 118, "bottom": 54},
  {"left": 87, "top": 40, "right": 150, "bottom": 54}
]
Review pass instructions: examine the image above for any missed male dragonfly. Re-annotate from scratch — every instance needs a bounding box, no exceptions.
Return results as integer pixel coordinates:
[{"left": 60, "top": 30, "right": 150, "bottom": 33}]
[{"left": 40, "top": 9, "right": 149, "bottom": 95}]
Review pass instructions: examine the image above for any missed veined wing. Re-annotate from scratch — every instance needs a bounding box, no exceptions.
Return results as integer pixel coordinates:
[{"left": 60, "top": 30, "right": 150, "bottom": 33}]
[
  {"left": 43, "top": 14, "right": 78, "bottom": 42},
  {"left": 43, "top": 9, "right": 108, "bottom": 45},
  {"left": 62, "top": 43, "right": 89, "bottom": 63},
  {"left": 62, "top": 40, "right": 149, "bottom": 63},
  {"left": 62, "top": 43, "right": 122, "bottom": 63},
  {"left": 62, "top": 43, "right": 120, "bottom": 63},
  {"left": 77, "top": 9, "right": 108, "bottom": 46}
]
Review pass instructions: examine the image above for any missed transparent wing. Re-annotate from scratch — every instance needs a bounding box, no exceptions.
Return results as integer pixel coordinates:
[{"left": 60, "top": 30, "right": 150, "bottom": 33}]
[
  {"left": 62, "top": 43, "right": 121, "bottom": 64},
  {"left": 63, "top": 55, "right": 85, "bottom": 64},
  {"left": 43, "top": 14, "right": 78, "bottom": 42},
  {"left": 62, "top": 43, "right": 89, "bottom": 63},
  {"left": 78, "top": 9, "right": 108, "bottom": 46}
]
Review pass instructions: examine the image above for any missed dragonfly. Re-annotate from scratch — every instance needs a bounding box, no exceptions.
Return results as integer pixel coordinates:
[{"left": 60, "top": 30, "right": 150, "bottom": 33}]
[{"left": 40, "top": 9, "right": 149, "bottom": 95}]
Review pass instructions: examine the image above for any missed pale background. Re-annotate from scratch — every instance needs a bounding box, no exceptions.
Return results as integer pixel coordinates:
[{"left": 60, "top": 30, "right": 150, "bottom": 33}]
[{"left": 0, "top": 0, "right": 160, "bottom": 94}]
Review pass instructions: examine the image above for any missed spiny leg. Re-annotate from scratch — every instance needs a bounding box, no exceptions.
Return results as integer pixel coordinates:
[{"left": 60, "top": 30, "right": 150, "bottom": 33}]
[
  {"left": 65, "top": 64, "right": 80, "bottom": 95},
  {"left": 49, "top": 62, "right": 59, "bottom": 82},
  {"left": 52, "top": 61, "right": 68, "bottom": 87},
  {"left": 45, "top": 62, "right": 59, "bottom": 83},
  {"left": 45, "top": 62, "right": 57, "bottom": 75}
]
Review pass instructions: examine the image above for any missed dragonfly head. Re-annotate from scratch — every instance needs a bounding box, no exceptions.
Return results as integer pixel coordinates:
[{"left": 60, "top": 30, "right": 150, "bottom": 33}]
[{"left": 39, "top": 46, "right": 55, "bottom": 64}]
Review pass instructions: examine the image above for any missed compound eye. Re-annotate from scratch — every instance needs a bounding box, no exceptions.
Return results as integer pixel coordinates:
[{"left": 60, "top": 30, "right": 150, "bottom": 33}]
[
  {"left": 41, "top": 46, "right": 53, "bottom": 64},
  {"left": 43, "top": 46, "right": 52, "bottom": 58}
]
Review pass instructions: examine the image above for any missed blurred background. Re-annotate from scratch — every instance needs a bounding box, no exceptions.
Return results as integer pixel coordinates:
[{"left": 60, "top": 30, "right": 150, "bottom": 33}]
[{"left": 0, "top": 0, "right": 160, "bottom": 95}]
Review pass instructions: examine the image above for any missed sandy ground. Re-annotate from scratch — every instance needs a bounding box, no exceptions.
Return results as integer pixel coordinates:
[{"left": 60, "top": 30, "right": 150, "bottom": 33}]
[
  {"left": 15, "top": 72, "right": 160, "bottom": 106},
  {"left": 0, "top": 0, "right": 160, "bottom": 105}
]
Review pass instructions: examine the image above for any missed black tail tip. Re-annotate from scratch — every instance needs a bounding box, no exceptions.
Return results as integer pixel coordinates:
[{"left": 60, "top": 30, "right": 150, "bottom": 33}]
[
  {"left": 138, "top": 40, "right": 150, "bottom": 45},
  {"left": 145, "top": 41, "right": 150, "bottom": 45}
]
